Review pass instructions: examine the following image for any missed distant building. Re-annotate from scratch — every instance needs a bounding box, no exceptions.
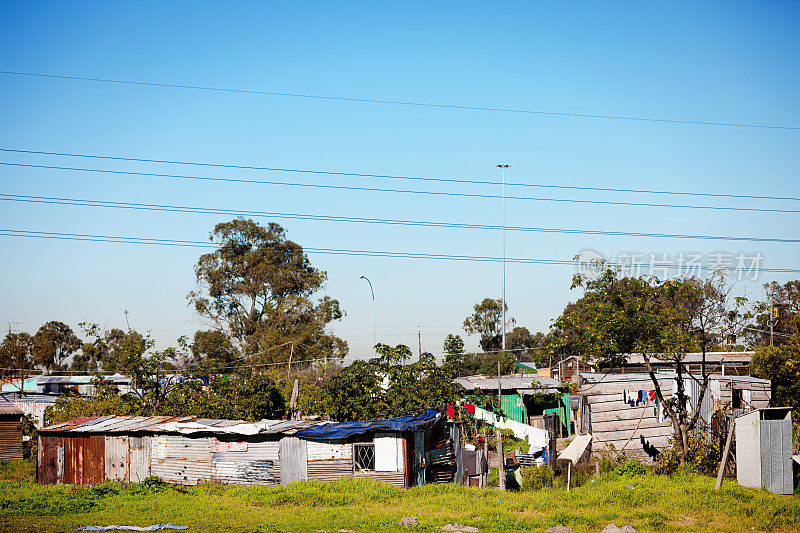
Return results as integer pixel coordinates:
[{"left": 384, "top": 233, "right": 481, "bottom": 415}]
[{"left": 1, "top": 375, "right": 132, "bottom": 396}]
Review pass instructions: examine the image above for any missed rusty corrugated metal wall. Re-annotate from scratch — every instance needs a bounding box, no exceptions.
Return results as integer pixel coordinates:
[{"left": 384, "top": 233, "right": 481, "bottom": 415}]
[
  {"left": 150, "top": 435, "right": 211, "bottom": 485},
  {"left": 83, "top": 435, "right": 105, "bottom": 484},
  {"left": 38, "top": 435, "right": 104, "bottom": 485},
  {"left": 211, "top": 438, "right": 280, "bottom": 486},
  {"left": 38, "top": 435, "right": 61, "bottom": 484},
  {"left": 306, "top": 440, "right": 353, "bottom": 482}
]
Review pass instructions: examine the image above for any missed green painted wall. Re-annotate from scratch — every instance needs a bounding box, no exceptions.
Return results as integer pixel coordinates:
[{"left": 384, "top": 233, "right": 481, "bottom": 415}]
[{"left": 501, "top": 393, "right": 526, "bottom": 424}]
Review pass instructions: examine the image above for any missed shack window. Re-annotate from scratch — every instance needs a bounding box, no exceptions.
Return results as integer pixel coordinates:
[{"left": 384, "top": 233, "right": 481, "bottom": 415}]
[{"left": 353, "top": 443, "right": 375, "bottom": 471}]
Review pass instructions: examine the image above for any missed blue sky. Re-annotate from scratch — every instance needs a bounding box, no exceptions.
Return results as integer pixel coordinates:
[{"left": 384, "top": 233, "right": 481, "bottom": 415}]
[{"left": 1, "top": 2, "right": 798, "bottom": 361}]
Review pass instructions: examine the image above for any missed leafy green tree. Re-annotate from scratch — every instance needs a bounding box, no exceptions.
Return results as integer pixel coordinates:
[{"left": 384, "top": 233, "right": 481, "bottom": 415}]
[
  {"left": 323, "top": 344, "right": 461, "bottom": 421},
  {"left": 752, "top": 280, "right": 800, "bottom": 346},
  {"left": 461, "top": 350, "right": 516, "bottom": 376},
  {"left": 443, "top": 334, "right": 466, "bottom": 375},
  {"left": 323, "top": 359, "right": 387, "bottom": 421},
  {"left": 749, "top": 314, "right": 800, "bottom": 418},
  {"left": 463, "top": 298, "right": 514, "bottom": 352},
  {"left": 0, "top": 332, "right": 34, "bottom": 383},
  {"left": 263, "top": 365, "right": 339, "bottom": 418},
  {"left": 32, "top": 321, "right": 81, "bottom": 373},
  {"left": 189, "top": 329, "right": 238, "bottom": 373},
  {"left": 188, "top": 219, "right": 347, "bottom": 363},
  {"left": 44, "top": 377, "right": 142, "bottom": 426},
  {"left": 550, "top": 270, "right": 749, "bottom": 464},
  {"left": 162, "top": 373, "right": 285, "bottom": 421}
]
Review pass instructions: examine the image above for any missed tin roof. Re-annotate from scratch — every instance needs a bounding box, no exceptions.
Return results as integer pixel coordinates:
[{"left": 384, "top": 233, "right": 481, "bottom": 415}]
[{"left": 40, "top": 415, "right": 309, "bottom": 436}]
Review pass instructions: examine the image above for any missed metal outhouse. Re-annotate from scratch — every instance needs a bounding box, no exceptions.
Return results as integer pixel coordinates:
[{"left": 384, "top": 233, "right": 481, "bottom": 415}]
[{"left": 735, "top": 408, "right": 793, "bottom": 495}]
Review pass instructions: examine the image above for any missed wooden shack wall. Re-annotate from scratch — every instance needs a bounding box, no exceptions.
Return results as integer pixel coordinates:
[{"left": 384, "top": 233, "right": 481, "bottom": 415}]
[
  {"left": 717, "top": 378, "right": 771, "bottom": 409},
  {"left": 0, "top": 415, "right": 23, "bottom": 460},
  {"left": 582, "top": 375, "right": 673, "bottom": 462}
]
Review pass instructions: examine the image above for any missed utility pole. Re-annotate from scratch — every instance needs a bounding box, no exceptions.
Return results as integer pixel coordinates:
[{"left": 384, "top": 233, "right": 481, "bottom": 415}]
[
  {"left": 497, "top": 164, "right": 509, "bottom": 351},
  {"left": 418, "top": 326, "right": 422, "bottom": 358},
  {"left": 497, "top": 359, "right": 505, "bottom": 490}
]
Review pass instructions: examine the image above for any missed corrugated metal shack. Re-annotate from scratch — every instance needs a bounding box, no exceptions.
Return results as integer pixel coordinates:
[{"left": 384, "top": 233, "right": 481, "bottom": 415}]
[
  {"left": 578, "top": 372, "right": 771, "bottom": 462},
  {"left": 37, "top": 409, "right": 460, "bottom": 488},
  {"left": 0, "top": 406, "right": 24, "bottom": 460}
]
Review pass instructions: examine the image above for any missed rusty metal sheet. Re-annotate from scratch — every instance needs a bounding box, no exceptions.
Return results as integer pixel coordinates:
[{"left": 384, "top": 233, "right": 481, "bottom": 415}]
[
  {"left": 62, "top": 436, "right": 82, "bottom": 485},
  {"left": 211, "top": 438, "right": 248, "bottom": 452},
  {"left": 39, "top": 436, "right": 61, "bottom": 485},
  {"left": 129, "top": 436, "right": 151, "bottom": 482},
  {"left": 105, "top": 435, "right": 129, "bottom": 482},
  {"left": 150, "top": 435, "right": 212, "bottom": 486},
  {"left": 211, "top": 440, "right": 280, "bottom": 486},
  {"left": 65, "top": 416, "right": 101, "bottom": 427},
  {"left": 83, "top": 435, "right": 105, "bottom": 485}
]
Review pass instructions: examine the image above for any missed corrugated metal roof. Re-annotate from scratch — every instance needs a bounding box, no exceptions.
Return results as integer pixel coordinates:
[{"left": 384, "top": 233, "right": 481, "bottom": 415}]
[
  {"left": 40, "top": 415, "right": 306, "bottom": 436},
  {"left": 455, "top": 375, "right": 562, "bottom": 391}
]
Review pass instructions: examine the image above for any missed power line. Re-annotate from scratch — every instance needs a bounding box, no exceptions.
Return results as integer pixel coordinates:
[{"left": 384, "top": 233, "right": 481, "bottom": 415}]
[
  {"left": 2, "top": 148, "right": 798, "bottom": 202},
  {"left": 1, "top": 193, "right": 797, "bottom": 244},
  {"left": 2, "top": 229, "right": 800, "bottom": 274},
  {"left": 1, "top": 70, "right": 798, "bottom": 131},
  {"left": 2, "top": 164, "right": 798, "bottom": 213}
]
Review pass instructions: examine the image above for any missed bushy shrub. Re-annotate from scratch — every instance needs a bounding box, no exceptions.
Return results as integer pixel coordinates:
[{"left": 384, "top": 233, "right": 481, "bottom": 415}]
[
  {"left": 614, "top": 459, "right": 647, "bottom": 477},
  {"left": 520, "top": 464, "right": 554, "bottom": 491},
  {"left": 654, "top": 432, "right": 720, "bottom": 476}
]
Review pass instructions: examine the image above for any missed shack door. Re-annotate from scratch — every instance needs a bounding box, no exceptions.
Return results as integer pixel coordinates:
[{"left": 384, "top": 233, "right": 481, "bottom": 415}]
[
  {"left": 83, "top": 435, "right": 105, "bottom": 485},
  {"left": 39, "top": 436, "right": 61, "bottom": 485},
  {"left": 413, "top": 431, "right": 425, "bottom": 487},
  {"left": 105, "top": 436, "right": 129, "bottom": 481},
  {"left": 279, "top": 437, "right": 307, "bottom": 486},
  {"left": 129, "top": 436, "right": 151, "bottom": 482}
]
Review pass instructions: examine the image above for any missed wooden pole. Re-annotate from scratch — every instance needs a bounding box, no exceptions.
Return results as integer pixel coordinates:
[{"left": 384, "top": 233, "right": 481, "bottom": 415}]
[
  {"left": 481, "top": 434, "right": 488, "bottom": 488},
  {"left": 715, "top": 417, "right": 736, "bottom": 490},
  {"left": 566, "top": 461, "right": 572, "bottom": 492},
  {"left": 496, "top": 428, "right": 505, "bottom": 491}
]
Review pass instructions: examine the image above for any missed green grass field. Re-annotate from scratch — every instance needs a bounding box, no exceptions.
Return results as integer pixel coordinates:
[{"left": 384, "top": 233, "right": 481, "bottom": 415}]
[{"left": 0, "top": 461, "right": 798, "bottom": 533}]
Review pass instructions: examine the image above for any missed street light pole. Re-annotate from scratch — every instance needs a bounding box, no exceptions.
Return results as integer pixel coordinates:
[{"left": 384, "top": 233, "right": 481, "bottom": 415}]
[
  {"left": 497, "top": 164, "right": 510, "bottom": 351},
  {"left": 360, "top": 275, "right": 376, "bottom": 346}
]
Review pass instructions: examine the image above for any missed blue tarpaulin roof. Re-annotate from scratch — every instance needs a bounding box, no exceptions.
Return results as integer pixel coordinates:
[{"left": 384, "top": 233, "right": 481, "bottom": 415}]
[{"left": 295, "top": 409, "right": 441, "bottom": 440}]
